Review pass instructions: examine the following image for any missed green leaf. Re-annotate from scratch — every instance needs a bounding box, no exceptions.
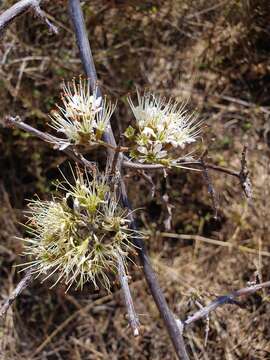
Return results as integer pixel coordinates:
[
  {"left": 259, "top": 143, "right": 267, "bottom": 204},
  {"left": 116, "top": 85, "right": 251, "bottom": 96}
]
[{"left": 124, "top": 126, "right": 135, "bottom": 139}]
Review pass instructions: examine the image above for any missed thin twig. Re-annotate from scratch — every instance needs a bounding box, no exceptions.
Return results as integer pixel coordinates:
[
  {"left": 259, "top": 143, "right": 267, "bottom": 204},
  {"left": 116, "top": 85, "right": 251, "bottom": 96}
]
[
  {"left": 68, "top": 1, "right": 189, "bottom": 359},
  {"left": 123, "top": 160, "right": 165, "bottom": 170},
  {"left": 0, "top": 270, "right": 33, "bottom": 318},
  {"left": 117, "top": 253, "right": 140, "bottom": 336},
  {"left": 204, "top": 162, "right": 239, "bottom": 177},
  {"left": 0, "top": 0, "right": 58, "bottom": 34},
  {"left": 184, "top": 280, "right": 270, "bottom": 326},
  {"left": 123, "top": 158, "right": 239, "bottom": 178},
  {"left": 124, "top": 156, "right": 253, "bottom": 200},
  {"left": 1, "top": 116, "right": 96, "bottom": 171}
]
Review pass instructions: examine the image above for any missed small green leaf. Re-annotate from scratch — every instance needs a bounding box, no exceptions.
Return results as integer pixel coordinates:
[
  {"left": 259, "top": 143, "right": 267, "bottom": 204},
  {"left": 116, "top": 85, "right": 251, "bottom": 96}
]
[{"left": 124, "top": 126, "right": 135, "bottom": 139}]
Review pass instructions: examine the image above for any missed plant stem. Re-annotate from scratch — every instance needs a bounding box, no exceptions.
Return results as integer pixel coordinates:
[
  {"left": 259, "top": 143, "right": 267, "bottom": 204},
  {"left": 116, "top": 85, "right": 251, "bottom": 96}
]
[
  {"left": 184, "top": 280, "right": 270, "bottom": 326},
  {"left": 2, "top": 116, "right": 96, "bottom": 171},
  {"left": 68, "top": 1, "right": 189, "bottom": 358},
  {"left": 117, "top": 253, "right": 140, "bottom": 337},
  {"left": 0, "top": 0, "right": 58, "bottom": 34},
  {"left": 123, "top": 158, "right": 239, "bottom": 178},
  {"left": 0, "top": 270, "right": 33, "bottom": 318}
]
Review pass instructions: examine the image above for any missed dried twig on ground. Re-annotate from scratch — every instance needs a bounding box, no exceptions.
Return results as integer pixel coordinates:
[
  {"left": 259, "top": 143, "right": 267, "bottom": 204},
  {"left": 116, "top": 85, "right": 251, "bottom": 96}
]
[{"left": 159, "top": 232, "right": 270, "bottom": 258}]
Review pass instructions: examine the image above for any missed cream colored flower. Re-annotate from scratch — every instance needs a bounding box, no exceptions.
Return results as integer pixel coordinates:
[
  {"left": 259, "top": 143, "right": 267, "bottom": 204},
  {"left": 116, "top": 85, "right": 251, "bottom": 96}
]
[
  {"left": 20, "top": 170, "right": 141, "bottom": 291},
  {"left": 137, "top": 143, "right": 167, "bottom": 163},
  {"left": 50, "top": 78, "right": 116, "bottom": 146},
  {"left": 126, "top": 91, "right": 202, "bottom": 165}
]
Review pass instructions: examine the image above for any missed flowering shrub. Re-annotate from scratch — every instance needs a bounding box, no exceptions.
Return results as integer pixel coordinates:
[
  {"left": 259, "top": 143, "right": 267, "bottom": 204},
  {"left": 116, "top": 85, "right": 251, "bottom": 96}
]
[
  {"left": 0, "top": 2, "right": 255, "bottom": 356},
  {"left": 20, "top": 80, "right": 205, "bottom": 292},
  {"left": 21, "top": 79, "right": 204, "bottom": 292}
]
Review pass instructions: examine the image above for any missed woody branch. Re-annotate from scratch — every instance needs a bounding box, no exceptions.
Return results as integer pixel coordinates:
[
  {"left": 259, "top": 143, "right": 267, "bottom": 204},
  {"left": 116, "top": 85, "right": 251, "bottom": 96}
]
[
  {"left": 68, "top": 0, "right": 189, "bottom": 359},
  {"left": 0, "top": 0, "right": 58, "bottom": 34},
  {"left": 184, "top": 280, "right": 270, "bottom": 327}
]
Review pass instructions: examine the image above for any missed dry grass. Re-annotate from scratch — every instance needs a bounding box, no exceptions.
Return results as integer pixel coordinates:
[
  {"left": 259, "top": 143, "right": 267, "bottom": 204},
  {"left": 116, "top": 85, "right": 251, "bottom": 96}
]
[{"left": 0, "top": 0, "right": 270, "bottom": 359}]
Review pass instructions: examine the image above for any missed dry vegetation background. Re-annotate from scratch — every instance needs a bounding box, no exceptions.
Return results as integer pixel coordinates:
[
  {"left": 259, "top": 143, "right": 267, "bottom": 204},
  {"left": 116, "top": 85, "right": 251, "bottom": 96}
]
[{"left": 0, "top": 0, "right": 270, "bottom": 359}]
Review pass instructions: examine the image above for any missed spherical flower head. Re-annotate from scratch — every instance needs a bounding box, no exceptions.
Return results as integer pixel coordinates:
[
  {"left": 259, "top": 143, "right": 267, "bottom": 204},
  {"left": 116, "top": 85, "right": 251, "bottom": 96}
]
[
  {"left": 125, "top": 90, "right": 202, "bottom": 165},
  {"left": 50, "top": 78, "right": 116, "bottom": 147},
  {"left": 21, "top": 170, "right": 141, "bottom": 291}
]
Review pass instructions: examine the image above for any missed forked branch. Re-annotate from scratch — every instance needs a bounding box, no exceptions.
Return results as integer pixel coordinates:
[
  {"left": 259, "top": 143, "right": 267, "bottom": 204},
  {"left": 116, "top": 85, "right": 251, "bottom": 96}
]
[
  {"left": 123, "top": 148, "right": 252, "bottom": 200},
  {"left": 184, "top": 280, "right": 270, "bottom": 326},
  {"left": 123, "top": 158, "right": 238, "bottom": 178},
  {"left": 0, "top": 0, "right": 58, "bottom": 34}
]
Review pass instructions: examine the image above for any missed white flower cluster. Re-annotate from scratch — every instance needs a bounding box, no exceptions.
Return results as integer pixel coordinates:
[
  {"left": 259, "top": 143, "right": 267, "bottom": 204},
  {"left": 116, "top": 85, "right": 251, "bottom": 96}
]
[
  {"left": 21, "top": 170, "right": 140, "bottom": 291},
  {"left": 50, "top": 78, "right": 115, "bottom": 148},
  {"left": 125, "top": 91, "right": 202, "bottom": 165}
]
